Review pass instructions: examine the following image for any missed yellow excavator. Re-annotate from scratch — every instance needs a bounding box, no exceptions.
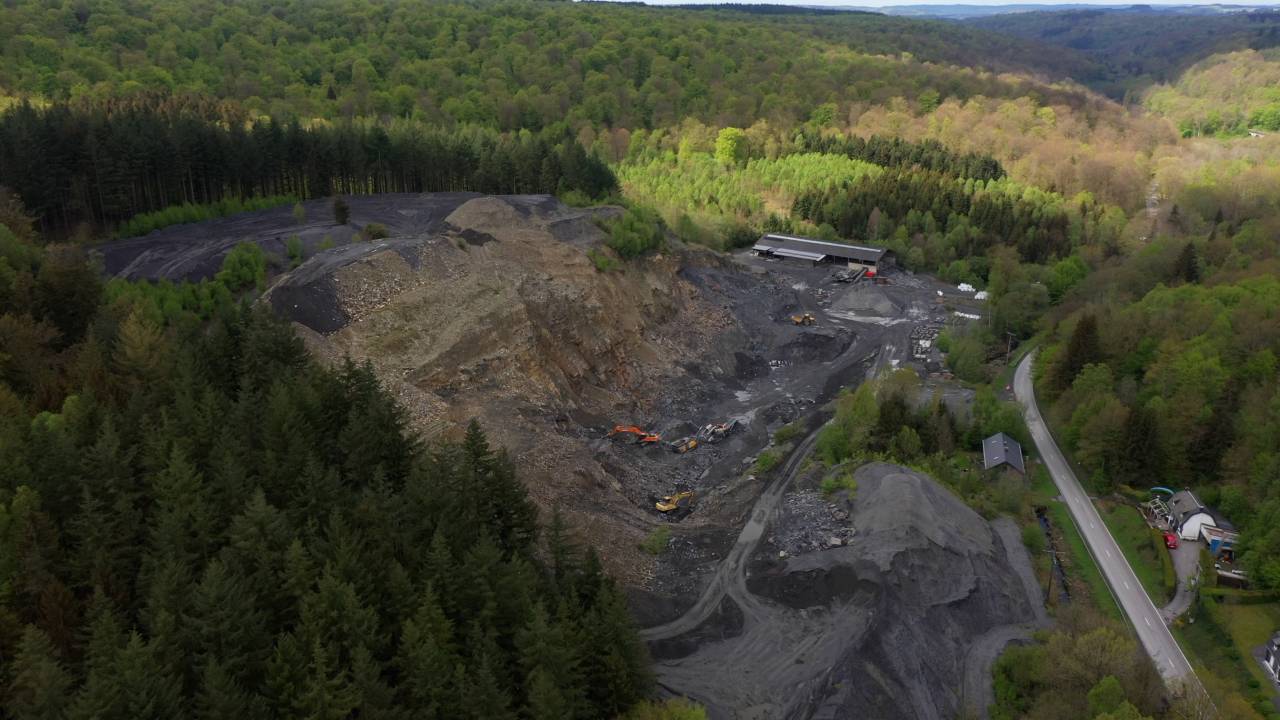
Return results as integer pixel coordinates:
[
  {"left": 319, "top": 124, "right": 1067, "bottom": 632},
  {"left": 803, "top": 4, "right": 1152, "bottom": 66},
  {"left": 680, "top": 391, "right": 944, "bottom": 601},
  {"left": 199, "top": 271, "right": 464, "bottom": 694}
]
[
  {"left": 653, "top": 490, "right": 695, "bottom": 518},
  {"left": 667, "top": 436, "right": 698, "bottom": 454},
  {"left": 791, "top": 312, "right": 816, "bottom": 326}
]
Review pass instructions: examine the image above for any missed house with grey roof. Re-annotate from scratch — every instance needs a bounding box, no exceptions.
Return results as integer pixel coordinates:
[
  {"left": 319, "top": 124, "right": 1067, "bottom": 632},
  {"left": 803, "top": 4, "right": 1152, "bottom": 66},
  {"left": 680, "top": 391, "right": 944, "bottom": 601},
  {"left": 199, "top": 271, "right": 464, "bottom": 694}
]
[
  {"left": 982, "top": 432, "right": 1024, "bottom": 474},
  {"left": 1167, "top": 489, "right": 1234, "bottom": 541}
]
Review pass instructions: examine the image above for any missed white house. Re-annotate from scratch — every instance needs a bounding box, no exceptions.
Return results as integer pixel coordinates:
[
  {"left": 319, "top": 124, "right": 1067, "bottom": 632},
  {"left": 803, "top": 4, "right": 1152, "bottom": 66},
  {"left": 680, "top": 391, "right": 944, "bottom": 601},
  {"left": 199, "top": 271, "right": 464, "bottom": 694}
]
[{"left": 1167, "top": 490, "right": 1217, "bottom": 541}]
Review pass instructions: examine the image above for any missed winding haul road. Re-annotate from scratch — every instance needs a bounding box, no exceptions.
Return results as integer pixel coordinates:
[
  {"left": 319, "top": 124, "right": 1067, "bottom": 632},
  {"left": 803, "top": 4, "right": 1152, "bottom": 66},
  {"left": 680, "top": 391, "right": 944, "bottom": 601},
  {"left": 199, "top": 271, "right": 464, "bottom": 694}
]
[{"left": 1014, "top": 352, "right": 1201, "bottom": 692}]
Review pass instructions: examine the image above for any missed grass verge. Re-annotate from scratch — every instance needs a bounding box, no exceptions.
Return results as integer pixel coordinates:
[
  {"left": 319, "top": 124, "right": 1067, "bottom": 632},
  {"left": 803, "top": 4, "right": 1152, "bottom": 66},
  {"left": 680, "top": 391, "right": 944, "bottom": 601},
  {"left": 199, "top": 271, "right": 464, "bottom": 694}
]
[
  {"left": 1031, "top": 465, "right": 1123, "bottom": 620},
  {"left": 1173, "top": 597, "right": 1280, "bottom": 718},
  {"left": 1096, "top": 499, "right": 1171, "bottom": 605}
]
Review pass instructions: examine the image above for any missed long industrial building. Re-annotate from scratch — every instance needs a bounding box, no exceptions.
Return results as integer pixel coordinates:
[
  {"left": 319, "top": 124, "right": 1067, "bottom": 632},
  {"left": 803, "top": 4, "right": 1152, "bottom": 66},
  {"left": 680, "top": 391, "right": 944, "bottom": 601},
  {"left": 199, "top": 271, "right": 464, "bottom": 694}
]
[{"left": 752, "top": 233, "right": 894, "bottom": 273}]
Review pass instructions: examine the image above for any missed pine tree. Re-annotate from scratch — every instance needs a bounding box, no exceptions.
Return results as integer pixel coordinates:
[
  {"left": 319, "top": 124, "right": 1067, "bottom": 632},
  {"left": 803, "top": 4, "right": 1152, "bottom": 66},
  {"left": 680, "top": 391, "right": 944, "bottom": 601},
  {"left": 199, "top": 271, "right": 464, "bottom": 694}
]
[
  {"left": 579, "top": 580, "right": 651, "bottom": 716},
  {"left": 115, "top": 633, "right": 185, "bottom": 720},
  {"left": 1174, "top": 241, "right": 1200, "bottom": 284},
  {"left": 517, "top": 603, "right": 585, "bottom": 716},
  {"left": 350, "top": 645, "right": 399, "bottom": 720},
  {"left": 195, "top": 660, "right": 263, "bottom": 720},
  {"left": 291, "top": 639, "right": 360, "bottom": 720},
  {"left": 187, "top": 558, "right": 267, "bottom": 683},
  {"left": 394, "top": 587, "right": 459, "bottom": 718},
  {"left": 7, "top": 625, "right": 73, "bottom": 720},
  {"left": 1054, "top": 314, "right": 1103, "bottom": 391}
]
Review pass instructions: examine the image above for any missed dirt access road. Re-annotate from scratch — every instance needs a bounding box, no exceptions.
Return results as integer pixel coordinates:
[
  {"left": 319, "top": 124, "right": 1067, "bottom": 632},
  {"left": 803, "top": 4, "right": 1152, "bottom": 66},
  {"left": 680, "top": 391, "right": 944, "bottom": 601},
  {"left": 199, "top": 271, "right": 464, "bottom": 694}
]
[
  {"left": 1014, "top": 352, "right": 1201, "bottom": 693},
  {"left": 639, "top": 259, "right": 1045, "bottom": 719}
]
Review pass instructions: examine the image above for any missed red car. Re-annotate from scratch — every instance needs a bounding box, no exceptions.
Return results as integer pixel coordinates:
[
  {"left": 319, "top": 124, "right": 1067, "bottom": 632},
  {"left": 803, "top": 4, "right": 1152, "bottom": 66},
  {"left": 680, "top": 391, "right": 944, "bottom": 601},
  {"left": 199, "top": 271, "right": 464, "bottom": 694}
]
[{"left": 1163, "top": 532, "right": 1179, "bottom": 550}]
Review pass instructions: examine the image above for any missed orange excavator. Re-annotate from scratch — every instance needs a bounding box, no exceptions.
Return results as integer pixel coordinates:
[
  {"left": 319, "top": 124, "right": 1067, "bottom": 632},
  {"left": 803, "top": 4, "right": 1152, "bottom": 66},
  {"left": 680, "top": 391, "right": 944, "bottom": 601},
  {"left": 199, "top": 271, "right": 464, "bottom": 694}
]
[{"left": 608, "top": 425, "right": 661, "bottom": 445}]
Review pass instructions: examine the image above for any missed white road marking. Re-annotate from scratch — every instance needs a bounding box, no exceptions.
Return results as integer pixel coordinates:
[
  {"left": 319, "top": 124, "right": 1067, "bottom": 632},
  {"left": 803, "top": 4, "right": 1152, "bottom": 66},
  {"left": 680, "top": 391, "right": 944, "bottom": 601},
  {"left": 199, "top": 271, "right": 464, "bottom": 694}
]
[
  {"left": 1124, "top": 581, "right": 1131, "bottom": 590},
  {"left": 1145, "top": 617, "right": 1153, "bottom": 628}
]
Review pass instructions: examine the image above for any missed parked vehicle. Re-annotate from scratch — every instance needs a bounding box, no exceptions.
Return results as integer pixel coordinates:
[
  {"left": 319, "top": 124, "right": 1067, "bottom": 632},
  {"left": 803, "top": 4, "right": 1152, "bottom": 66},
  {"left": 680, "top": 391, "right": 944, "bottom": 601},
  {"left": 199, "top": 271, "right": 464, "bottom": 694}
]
[{"left": 1163, "top": 532, "right": 1179, "bottom": 550}]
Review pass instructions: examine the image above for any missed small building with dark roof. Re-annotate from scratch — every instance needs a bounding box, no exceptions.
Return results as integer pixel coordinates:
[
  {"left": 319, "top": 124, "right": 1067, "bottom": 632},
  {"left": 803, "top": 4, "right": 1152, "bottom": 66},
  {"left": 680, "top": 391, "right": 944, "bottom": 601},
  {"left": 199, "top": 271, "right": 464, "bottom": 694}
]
[
  {"left": 982, "top": 432, "right": 1025, "bottom": 474},
  {"left": 752, "top": 233, "right": 894, "bottom": 273}
]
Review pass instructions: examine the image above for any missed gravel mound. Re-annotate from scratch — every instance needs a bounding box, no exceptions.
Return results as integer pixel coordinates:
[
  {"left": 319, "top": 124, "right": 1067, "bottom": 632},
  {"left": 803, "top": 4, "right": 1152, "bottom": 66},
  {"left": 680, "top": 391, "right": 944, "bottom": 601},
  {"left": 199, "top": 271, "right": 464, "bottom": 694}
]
[
  {"left": 657, "top": 462, "right": 1045, "bottom": 720},
  {"left": 830, "top": 284, "right": 903, "bottom": 317}
]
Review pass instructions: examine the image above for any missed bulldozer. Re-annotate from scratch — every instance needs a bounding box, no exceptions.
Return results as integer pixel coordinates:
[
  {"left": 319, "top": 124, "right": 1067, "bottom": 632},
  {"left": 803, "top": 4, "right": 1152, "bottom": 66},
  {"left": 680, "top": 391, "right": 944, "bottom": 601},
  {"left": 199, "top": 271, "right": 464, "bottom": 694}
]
[
  {"left": 653, "top": 490, "right": 695, "bottom": 519},
  {"left": 608, "top": 425, "right": 661, "bottom": 445},
  {"left": 791, "top": 312, "right": 816, "bottom": 326},
  {"left": 667, "top": 436, "right": 698, "bottom": 454},
  {"left": 697, "top": 419, "right": 739, "bottom": 443}
]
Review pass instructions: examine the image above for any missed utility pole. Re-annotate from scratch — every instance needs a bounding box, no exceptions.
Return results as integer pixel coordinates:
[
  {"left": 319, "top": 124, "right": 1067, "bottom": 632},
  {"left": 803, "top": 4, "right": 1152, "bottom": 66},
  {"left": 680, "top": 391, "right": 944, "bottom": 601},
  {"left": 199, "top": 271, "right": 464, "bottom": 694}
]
[{"left": 1005, "top": 331, "right": 1017, "bottom": 367}]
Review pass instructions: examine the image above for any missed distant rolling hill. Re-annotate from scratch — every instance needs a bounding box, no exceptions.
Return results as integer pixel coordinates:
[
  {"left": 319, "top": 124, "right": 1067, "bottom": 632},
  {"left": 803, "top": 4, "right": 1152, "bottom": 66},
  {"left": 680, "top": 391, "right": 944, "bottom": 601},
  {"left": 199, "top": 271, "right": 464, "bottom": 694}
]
[{"left": 968, "top": 7, "right": 1280, "bottom": 95}]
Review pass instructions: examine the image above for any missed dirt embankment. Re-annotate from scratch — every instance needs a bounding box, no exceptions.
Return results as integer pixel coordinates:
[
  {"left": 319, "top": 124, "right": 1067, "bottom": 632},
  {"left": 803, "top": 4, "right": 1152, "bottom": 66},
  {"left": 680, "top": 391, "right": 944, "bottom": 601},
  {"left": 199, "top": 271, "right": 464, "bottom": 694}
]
[
  {"left": 253, "top": 194, "right": 802, "bottom": 581},
  {"left": 101, "top": 193, "right": 1048, "bottom": 717},
  {"left": 654, "top": 462, "right": 1045, "bottom": 720}
]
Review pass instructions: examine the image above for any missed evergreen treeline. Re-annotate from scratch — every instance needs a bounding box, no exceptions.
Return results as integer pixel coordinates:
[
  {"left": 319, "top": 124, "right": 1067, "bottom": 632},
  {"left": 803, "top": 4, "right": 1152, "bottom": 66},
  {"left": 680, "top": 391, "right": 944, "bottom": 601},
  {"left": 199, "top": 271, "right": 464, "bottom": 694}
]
[
  {"left": 792, "top": 169, "right": 1077, "bottom": 265},
  {"left": 0, "top": 98, "right": 617, "bottom": 234},
  {"left": 0, "top": 203, "right": 651, "bottom": 719},
  {"left": 794, "top": 131, "right": 1005, "bottom": 182}
]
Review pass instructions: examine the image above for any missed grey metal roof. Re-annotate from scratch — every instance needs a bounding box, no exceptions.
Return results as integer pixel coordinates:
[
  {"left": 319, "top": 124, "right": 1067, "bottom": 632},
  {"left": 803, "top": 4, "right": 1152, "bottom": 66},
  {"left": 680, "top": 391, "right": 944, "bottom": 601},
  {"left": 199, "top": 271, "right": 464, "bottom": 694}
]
[
  {"left": 1168, "top": 490, "right": 1207, "bottom": 525},
  {"left": 755, "top": 233, "right": 888, "bottom": 264},
  {"left": 982, "top": 432, "right": 1024, "bottom": 473}
]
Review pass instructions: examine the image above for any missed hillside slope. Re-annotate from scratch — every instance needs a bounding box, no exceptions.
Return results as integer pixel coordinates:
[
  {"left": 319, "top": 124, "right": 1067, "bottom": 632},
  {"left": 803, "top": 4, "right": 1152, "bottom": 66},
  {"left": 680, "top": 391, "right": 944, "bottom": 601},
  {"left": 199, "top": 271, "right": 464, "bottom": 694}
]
[
  {"left": 0, "top": 0, "right": 1101, "bottom": 125},
  {"left": 969, "top": 8, "right": 1280, "bottom": 96}
]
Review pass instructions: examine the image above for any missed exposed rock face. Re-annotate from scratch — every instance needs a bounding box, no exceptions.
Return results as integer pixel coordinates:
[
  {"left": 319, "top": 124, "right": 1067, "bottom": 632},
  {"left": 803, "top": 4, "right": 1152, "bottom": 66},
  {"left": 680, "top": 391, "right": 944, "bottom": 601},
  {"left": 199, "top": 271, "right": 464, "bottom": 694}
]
[
  {"left": 655, "top": 462, "right": 1045, "bottom": 720},
  {"left": 260, "top": 194, "right": 763, "bottom": 580}
]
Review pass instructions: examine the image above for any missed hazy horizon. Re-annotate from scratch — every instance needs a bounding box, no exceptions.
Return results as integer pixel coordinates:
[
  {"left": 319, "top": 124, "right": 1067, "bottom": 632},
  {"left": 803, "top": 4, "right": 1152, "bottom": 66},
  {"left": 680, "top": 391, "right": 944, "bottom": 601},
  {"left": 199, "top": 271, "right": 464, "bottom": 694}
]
[{"left": 624, "top": 0, "right": 1280, "bottom": 6}]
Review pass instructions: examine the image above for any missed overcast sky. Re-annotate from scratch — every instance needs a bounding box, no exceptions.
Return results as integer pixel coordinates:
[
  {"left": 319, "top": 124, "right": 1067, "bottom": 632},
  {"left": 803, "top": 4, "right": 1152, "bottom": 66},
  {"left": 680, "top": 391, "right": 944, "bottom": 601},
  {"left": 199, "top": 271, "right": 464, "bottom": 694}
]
[{"left": 629, "top": 0, "right": 1280, "bottom": 6}]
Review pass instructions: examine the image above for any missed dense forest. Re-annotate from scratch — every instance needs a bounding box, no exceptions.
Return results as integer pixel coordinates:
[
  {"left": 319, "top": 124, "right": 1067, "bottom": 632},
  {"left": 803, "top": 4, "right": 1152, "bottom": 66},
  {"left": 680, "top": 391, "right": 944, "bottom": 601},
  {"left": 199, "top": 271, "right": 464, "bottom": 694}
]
[
  {"left": 0, "top": 0, "right": 1101, "bottom": 126},
  {"left": 1144, "top": 49, "right": 1280, "bottom": 137},
  {"left": 969, "top": 8, "right": 1280, "bottom": 97},
  {"left": 0, "top": 200, "right": 653, "bottom": 718},
  {"left": 0, "top": 97, "right": 616, "bottom": 234}
]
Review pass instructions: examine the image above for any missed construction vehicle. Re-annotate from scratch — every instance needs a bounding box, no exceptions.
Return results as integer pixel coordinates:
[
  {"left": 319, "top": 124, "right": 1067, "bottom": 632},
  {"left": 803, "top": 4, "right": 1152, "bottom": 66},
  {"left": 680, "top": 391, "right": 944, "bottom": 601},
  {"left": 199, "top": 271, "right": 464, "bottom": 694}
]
[
  {"left": 608, "top": 425, "right": 661, "bottom": 445},
  {"left": 791, "top": 312, "right": 816, "bottom": 326},
  {"left": 697, "top": 419, "right": 739, "bottom": 443},
  {"left": 668, "top": 436, "right": 698, "bottom": 454},
  {"left": 653, "top": 490, "right": 695, "bottom": 518}
]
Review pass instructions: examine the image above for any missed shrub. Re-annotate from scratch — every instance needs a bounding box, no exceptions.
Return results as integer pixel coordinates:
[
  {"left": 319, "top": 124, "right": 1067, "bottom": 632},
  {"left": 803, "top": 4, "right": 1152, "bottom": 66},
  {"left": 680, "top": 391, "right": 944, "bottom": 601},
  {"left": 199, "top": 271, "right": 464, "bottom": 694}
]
[
  {"left": 292, "top": 202, "right": 306, "bottom": 224},
  {"left": 318, "top": 235, "right": 335, "bottom": 251},
  {"left": 723, "top": 222, "right": 759, "bottom": 249},
  {"left": 115, "top": 195, "right": 297, "bottom": 237},
  {"left": 752, "top": 449, "right": 783, "bottom": 475},
  {"left": 362, "top": 222, "right": 389, "bottom": 241},
  {"left": 333, "top": 195, "right": 350, "bottom": 225},
  {"left": 623, "top": 699, "right": 708, "bottom": 720},
  {"left": 588, "top": 248, "right": 619, "bottom": 272},
  {"left": 215, "top": 242, "right": 266, "bottom": 291},
  {"left": 1022, "top": 523, "right": 1047, "bottom": 555},
  {"left": 607, "top": 206, "right": 664, "bottom": 258},
  {"left": 640, "top": 526, "right": 671, "bottom": 555},
  {"left": 773, "top": 422, "right": 804, "bottom": 445},
  {"left": 820, "top": 469, "right": 857, "bottom": 498},
  {"left": 286, "top": 235, "right": 303, "bottom": 267},
  {"left": 559, "top": 189, "right": 593, "bottom": 207}
]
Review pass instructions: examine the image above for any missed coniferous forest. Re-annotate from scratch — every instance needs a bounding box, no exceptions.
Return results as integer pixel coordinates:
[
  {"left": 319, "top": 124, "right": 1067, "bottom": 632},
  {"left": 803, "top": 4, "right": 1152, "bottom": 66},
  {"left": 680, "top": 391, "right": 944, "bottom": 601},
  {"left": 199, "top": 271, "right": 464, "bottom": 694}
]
[
  {"left": 0, "top": 206, "right": 650, "bottom": 719},
  {"left": 0, "top": 97, "right": 617, "bottom": 234}
]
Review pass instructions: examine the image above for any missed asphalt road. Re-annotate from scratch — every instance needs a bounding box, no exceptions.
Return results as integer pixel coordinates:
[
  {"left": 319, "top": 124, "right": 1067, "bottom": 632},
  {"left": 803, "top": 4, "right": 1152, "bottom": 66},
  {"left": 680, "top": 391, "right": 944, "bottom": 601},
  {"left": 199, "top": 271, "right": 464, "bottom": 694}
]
[{"left": 1014, "top": 352, "right": 1201, "bottom": 691}]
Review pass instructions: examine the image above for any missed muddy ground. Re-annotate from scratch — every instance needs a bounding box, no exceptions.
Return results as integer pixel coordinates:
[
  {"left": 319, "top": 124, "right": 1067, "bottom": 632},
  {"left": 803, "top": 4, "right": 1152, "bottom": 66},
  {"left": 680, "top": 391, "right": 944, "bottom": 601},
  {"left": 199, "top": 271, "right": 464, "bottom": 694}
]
[{"left": 98, "top": 193, "right": 1043, "bottom": 719}]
